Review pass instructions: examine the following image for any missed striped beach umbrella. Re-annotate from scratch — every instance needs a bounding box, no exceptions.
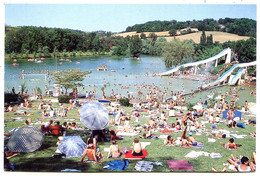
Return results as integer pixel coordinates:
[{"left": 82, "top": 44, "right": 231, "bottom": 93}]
[
  {"left": 7, "top": 127, "right": 44, "bottom": 153},
  {"left": 58, "top": 136, "right": 87, "bottom": 158}
]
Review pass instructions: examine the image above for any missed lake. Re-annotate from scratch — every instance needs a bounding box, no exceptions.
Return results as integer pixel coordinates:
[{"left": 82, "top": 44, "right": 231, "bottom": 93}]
[{"left": 5, "top": 55, "right": 255, "bottom": 105}]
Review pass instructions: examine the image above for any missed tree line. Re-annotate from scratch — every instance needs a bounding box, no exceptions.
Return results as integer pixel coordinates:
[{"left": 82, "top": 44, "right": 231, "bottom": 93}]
[
  {"left": 125, "top": 18, "right": 256, "bottom": 38},
  {"left": 5, "top": 26, "right": 256, "bottom": 70}
]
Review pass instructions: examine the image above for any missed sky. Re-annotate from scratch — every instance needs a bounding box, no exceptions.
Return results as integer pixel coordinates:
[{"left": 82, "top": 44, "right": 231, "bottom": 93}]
[{"left": 4, "top": 3, "right": 257, "bottom": 33}]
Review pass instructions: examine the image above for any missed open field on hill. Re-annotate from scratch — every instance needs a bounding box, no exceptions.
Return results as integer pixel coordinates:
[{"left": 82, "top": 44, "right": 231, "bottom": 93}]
[{"left": 114, "top": 30, "right": 251, "bottom": 44}]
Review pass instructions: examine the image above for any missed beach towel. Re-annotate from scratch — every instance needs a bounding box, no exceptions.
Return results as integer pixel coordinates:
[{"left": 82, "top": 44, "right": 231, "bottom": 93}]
[
  {"left": 61, "top": 169, "right": 81, "bottom": 172},
  {"left": 167, "top": 160, "right": 194, "bottom": 171},
  {"left": 134, "top": 161, "right": 154, "bottom": 172},
  {"left": 210, "top": 153, "right": 222, "bottom": 158},
  {"left": 208, "top": 138, "right": 216, "bottom": 143},
  {"left": 160, "top": 129, "right": 173, "bottom": 133},
  {"left": 104, "top": 147, "right": 110, "bottom": 152},
  {"left": 140, "top": 142, "right": 151, "bottom": 149},
  {"left": 192, "top": 143, "right": 204, "bottom": 149},
  {"left": 103, "top": 160, "right": 129, "bottom": 170},
  {"left": 185, "top": 151, "right": 210, "bottom": 158},
  {"left": 231, "top": 134, "right": 247, "bottom": 139},
  {"left": 116, "top": 131, "right": 138, "bottom": 136},
  {"left": 175, "top": 114, "right": 184, "bottom": 117},
  {"left": 158, "top": 135, "right": 168, "bottom": 139},
  {"left": 125, "top": 150, "right": 148, "bottom": 160}
]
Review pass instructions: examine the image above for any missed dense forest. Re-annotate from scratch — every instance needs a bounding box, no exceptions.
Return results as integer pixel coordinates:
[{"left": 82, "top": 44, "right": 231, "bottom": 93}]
[
  {"left": 125, "top": 18, "right": 256, "bottom": 37},
  {"left": 5, "top": 18, "right": 256, "bottom": 71}
]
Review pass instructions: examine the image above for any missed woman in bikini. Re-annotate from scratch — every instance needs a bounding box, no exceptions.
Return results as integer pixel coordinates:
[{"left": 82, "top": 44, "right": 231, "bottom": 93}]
[
  {"left": 80, "top": 144, "right": 103, "bottom": 165},
  {"left": 132, "top": 138, "right": 143, "bottom": 156},
  {"left": 107, "top": 140, "right": 121, "bottom": 158}
]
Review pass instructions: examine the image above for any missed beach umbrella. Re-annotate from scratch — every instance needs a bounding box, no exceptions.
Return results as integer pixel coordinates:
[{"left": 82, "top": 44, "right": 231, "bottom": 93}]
[
  {"left": 222, "top": 109, "right": 242, "bottom": 120},
  {"left": 7, "top": 127, "right": 44, "bottom": 153},
  {"left": 79, "top": 101, "right": 109, "bottom": 130},
  {"left": 58, "top": 136, "right": 87, "bottom": 158},
  {"left": 129, "top": 98, "right": 141, "bottom": 104}
]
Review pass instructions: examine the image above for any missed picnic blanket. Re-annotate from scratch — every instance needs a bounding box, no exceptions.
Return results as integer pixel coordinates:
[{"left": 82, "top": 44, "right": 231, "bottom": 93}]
[
  {"left": 134, "top": 161, "right": 163, "bottom": 172},
  {"left": 167, "top": 160, "right": 194, "bottom": 171},
  {"left": 208, "top": 138, "right": 216, "bottom": 143},
  {"left": 140, "top": 142, "right": 151, "bottom": 149},
  {"left": 210, "top": 153, "right": 222, "bottom": 158},
  {"left": 160, "top": 129, "right": 173, "bottom": 133},
  {"left": 192, "top": 143, "right": 204, "bottom": 149},
  {"left": 125, "top": 150, "right": 148, "bottom": 160},
  {"left": 103, "top": 160, "right": 129, "bottom": 170},
  {"left": 231, "top": 134, "right": 247, "bottom": 139},
  {"left": 158, "top": 135, "right": 168, "bottom": 139},
  {"left": 185, "top": 150, "right": 222, "bottom": 159},
  {"left": 134, "top": 161, "right": 154, "bottom": 172},
  {"left": 185, "top": 150, "right": 210, "bottom": 158},
  {"left": 61, "top": 169, "right": 81, "bottom": 172},
  {"left": 116, "top": 131, "right": 138, "bottom": 136}
]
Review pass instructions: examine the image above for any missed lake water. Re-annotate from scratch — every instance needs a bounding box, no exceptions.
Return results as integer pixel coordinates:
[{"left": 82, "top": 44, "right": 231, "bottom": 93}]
[{"left": 5, "top": 56, "right": 255, "bottom": 105}]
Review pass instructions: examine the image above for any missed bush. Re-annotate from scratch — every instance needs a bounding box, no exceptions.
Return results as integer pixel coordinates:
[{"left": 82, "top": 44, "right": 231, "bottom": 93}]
[
  {"left": 248, "top": 66, "right": 256, "bottom": 76},
  {"left": 58, "top": 95, "right": 72, "bottom": 103},
  {"left": 4, "top": 93, "right": 19, "bottom": 103},
  {"left": 119, "top": 98, "right": 131, "bottom": 107},
  {"left": 210, "top": 65, "right": 224, "bottom": 75},
  {"left": 225, "top": 65, "right": 232, "bottom": 72},
  {"left": 232, "top": 67, "right": 240, "bottom": 75},
  {"left": 187, "top": 103, "right": 195, "bottom": 110}
]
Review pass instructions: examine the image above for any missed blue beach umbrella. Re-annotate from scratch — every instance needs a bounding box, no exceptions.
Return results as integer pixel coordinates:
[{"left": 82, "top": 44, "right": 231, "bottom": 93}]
[
  {"left": 222, "top": 109, "right": 242, "bottom": 120},
  {"left": 79, "top": 101, "right": 109, "bottom": 130},
  {"left": 7, "top": 127, "right": 44, "bottom": 153},
  {"left": 58, "top": 136, "right": 87, "bottom": 158}
]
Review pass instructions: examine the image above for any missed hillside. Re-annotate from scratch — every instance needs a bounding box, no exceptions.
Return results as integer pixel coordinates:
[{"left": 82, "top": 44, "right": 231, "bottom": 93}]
[{"left": 114, "top": 30, "right": 251, "bottom": 44}]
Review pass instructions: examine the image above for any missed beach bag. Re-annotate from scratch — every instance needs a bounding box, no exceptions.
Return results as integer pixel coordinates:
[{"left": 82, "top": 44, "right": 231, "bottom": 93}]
[{"left": 122, "top": 146, "right": 129, "bottom": 155}]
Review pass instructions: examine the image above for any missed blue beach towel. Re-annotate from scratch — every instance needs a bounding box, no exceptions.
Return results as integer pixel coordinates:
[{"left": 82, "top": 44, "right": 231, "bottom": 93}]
[{"left": 104, "top": 160, "right": 129, "bottom": 170}]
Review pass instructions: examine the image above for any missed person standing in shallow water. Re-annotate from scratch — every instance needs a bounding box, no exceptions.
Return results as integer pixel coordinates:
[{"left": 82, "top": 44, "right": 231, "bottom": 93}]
[{"left": 12, "top": 87, "right": 15, "bottom": 94}]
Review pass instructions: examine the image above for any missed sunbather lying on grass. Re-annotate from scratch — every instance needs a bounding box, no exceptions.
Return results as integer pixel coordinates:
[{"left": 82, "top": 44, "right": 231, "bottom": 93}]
[{"left": 220, "top": 138, "right": 237, "bottom": 150}]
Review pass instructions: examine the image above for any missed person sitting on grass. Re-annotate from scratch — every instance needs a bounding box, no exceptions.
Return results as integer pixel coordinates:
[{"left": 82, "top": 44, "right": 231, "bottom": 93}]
[
  {"left": 228, "top": 153, "right": 256, "bottom": 172},
  {"left": 68, "top": 122, "right": 77, "bottom": 130},
  {"left": 181, "top": 127, "right": 190, "bottom": 148},
  {"left": 233, "top": 156, "right": 253, "bottom": 172},
  {"left": 175, "top": 121, "right": 181, "bottom": 131},
  {"left": 164, "top": 135, "right": 175, "bottom": 145},
  {"left": 41, "top": 120, "right": 53, "bottom": 135},
  {"left": 188, "top": 132, "right": 197, "bottom": 146},
  {"left": 220, "top": 138, "right": 237, "bottom": 150},
  {"left": 110, "top": 130, "right": 123, "bottom": 140},
  {"left": 42, "top": 110, "right": 49, "bottom": 118},
  {"left": 107, "top": 140, "right": 121, "bottom": 158},
  {"left": 132, "top": 138, "right": 143, "bottom": 156},
  {"left": 50, "top": 121, "right": 63, "bottom": 136},
  {"left": 80, "top": 144, "right": 103, "bottom": 165},
  {"left": 148, "top": 117, "right": 155, "bottom": 129},
  {"left": 139, "top": 128, "right": 152, "bottom": 139}
]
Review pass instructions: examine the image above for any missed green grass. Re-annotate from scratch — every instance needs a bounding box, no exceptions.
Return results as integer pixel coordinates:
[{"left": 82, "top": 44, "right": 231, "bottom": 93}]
[{"left": 4, "top": 96, "right": 256, "bottom": 172}]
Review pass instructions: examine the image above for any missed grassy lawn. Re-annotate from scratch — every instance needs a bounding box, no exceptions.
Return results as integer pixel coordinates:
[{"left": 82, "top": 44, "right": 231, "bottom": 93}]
[{"left": 4, "top": 96, "right": 256, "bottom": 172}]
